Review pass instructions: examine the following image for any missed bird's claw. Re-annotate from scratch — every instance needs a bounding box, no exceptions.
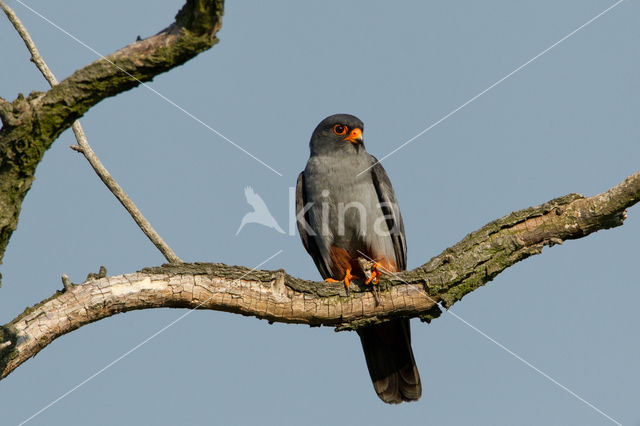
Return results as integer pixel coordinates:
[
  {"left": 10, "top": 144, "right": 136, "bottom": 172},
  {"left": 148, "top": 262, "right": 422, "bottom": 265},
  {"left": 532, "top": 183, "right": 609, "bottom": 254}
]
[
  {"left": 364, "top": 263, "right": 382, "bottom": 285},
  {"left": 326, "top": 268, "right": 357, "bottom": 295}
]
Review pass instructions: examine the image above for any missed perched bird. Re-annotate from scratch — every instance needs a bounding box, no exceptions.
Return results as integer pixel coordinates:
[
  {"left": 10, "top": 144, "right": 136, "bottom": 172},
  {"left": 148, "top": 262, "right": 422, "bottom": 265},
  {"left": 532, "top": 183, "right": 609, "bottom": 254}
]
[
  {"left": 296, "top": 114, "right": 421, "bottom": 404},
  {"left": 236, "top": 186, "right": 284, "bottom": 235}
]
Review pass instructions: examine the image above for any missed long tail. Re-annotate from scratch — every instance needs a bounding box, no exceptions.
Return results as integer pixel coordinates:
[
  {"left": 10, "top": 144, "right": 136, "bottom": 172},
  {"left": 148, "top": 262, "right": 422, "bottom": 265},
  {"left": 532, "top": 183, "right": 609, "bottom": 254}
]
[{"left": 357, "top": 318, "right": 421, "bottom": 404}]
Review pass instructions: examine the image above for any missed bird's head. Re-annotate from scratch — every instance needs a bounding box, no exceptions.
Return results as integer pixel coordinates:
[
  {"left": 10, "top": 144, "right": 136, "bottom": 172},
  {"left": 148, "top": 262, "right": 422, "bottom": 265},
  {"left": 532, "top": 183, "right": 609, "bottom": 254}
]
[{"left": 309, "top": 114, "right": 364, "bottom": 156}]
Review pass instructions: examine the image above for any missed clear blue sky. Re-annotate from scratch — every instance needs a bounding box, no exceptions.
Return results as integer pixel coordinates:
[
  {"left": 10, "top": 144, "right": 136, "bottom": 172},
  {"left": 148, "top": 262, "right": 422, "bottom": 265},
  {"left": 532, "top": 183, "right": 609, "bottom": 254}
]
[{"left": 1, "top": 1, "right": 638, "bottom": 425}]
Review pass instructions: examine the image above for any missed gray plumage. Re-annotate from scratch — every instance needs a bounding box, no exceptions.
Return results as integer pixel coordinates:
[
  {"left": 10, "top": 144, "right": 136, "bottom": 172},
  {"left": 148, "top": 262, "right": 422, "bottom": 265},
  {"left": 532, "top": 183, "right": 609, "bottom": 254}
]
[{"left": 296, "top": 114, "right": 421, "bottom": 404}]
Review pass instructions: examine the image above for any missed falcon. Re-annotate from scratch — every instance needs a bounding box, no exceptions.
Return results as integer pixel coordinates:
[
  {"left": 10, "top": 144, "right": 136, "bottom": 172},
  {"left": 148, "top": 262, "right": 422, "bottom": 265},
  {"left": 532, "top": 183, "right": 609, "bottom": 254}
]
[{"left": 296, "top": 113, "right": 421, "bottom": 404}]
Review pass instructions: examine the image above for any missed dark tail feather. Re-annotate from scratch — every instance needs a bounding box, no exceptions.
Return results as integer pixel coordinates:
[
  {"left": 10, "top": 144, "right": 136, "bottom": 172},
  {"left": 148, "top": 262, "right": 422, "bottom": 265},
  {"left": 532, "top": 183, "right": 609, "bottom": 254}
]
[{"left": 357, "top": 318, "right": 421, "bottom": 404}]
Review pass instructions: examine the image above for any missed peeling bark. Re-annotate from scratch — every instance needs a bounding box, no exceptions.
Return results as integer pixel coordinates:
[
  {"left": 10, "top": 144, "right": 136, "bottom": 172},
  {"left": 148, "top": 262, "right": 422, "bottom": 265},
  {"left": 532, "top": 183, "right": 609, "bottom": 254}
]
[{"left": 2, "top": 170, "right": 638, "bottom": 380}]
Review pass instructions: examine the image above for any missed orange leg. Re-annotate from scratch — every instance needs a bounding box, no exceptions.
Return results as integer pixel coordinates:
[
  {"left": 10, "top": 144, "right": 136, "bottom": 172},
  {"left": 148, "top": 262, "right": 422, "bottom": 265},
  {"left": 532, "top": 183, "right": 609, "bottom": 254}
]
[
  {"left": 365, "top": 262, "right": 382, "bottom": 285},
  {"left": 326, "top": 268, "right": 356, "bottom": 293}
]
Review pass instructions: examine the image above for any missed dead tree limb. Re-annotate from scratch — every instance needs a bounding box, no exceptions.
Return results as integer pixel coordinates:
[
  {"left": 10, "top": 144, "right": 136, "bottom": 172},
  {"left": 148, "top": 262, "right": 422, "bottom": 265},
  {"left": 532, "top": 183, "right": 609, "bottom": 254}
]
[
  {"left": 0, "top": 0, "right": 183, "bottom": 264},
  {"left": 1, "top": 170, "right": 638, "bottom": 380},
  {"left": 0, "top": 0, "right": 222, "bottom": 269}
]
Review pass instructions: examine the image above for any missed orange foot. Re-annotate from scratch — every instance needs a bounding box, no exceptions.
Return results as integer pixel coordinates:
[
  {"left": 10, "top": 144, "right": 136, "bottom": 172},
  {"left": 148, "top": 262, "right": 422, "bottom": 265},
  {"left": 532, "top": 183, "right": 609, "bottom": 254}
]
[
  {"left": 365, "top": 262, "right": 382, "bottom": 285},
  {"left": 326, "top": 268, "right": 357, "bottom": 294}
]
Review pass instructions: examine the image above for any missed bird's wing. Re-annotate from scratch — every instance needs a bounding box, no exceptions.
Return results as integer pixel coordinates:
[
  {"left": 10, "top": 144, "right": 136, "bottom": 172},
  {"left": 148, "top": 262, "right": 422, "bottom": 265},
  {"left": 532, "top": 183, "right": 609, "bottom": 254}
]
[
  {"left": 360, "top": 161, "right": 420, "bottom": 404},
  {"left": 296, "top": 172, "right": 332, "bottom": 279},
  {"left": 244, "top": 186, "right": 269, "bottom": 212},
  {"left": 370, "top": 160, "right": 407, "bottom": 271}
]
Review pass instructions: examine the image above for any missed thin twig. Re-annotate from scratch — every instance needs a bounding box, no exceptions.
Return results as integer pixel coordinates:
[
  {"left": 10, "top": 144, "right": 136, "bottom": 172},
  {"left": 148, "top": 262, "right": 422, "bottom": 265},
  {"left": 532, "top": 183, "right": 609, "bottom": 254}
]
[
  {"left": 1, "top": 0, "right": 182, "bottom": 264},
  {"left": 69, "top": 124, "right": 182, "bottom": 263},
  {"left": 0, "top": 1, "right": 57, "bottom": 83}
]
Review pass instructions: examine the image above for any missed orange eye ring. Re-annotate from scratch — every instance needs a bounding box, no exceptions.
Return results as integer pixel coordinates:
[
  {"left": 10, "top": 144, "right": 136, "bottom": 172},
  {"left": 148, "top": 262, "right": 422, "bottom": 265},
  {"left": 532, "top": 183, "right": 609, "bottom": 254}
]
[{"left": 333, "top": 124, "right": 348, "bottom": 136}]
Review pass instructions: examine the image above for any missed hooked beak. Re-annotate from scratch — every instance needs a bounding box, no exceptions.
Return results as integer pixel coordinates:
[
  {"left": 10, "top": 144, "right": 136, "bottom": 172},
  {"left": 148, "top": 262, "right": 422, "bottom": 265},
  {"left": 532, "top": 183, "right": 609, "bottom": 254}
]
[{"left": 343, "top": 128, "right": 363, "bottom": 144}]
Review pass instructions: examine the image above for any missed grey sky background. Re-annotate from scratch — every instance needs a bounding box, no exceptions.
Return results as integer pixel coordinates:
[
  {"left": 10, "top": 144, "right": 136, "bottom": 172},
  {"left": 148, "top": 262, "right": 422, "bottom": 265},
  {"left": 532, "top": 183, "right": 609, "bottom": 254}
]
[{"left": 1, "top": 0, "right": 639, "bottom": 425}]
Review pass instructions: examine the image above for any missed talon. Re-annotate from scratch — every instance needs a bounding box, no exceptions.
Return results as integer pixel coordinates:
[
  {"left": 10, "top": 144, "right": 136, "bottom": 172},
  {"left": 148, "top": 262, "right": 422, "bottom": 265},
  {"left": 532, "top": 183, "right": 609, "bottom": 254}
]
[
  {"left": 365, "top": 263, "right": 382, "bottom": 285},
  {"left": 344, "top": 268, "right": 355, "bottom": 290},
  {"left": 326, "top": 268, "right": 357, "bottom": 294}
]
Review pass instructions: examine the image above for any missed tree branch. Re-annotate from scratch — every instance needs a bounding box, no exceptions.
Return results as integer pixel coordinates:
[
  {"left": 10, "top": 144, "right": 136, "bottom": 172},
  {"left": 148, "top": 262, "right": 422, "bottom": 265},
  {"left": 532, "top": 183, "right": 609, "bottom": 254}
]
[
  {"left": 0, "top": 0, "right": 183, "bottom": 264},
  {"left": 0, "top": 0, "right": 222, "bottom": 270},
  {"left": 0, "top": 0, "right": 58, "bottom": 83},
  {"left": 70, "top": 128, "right": 183, "bottom": 263},
  {"left": 2, "top": 170, "right": 638, "bottom": 380}
]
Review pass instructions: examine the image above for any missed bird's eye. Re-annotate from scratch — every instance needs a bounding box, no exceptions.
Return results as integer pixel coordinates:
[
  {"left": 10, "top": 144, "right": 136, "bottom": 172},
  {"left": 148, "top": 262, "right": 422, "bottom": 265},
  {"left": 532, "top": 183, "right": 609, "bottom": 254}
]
[{"left": 333, "top": 124, "right": 348, "bottom": 136}]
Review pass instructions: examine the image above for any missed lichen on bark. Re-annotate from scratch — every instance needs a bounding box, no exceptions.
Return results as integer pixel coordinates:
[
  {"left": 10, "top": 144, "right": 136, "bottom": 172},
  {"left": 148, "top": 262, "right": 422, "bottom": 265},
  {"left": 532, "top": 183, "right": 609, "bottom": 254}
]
[
  {"left": 0, "top": 0, "right": 225, "bottom": 281},
  {"left": 1, "top": 171, "right": 638, "bottom": 380}
]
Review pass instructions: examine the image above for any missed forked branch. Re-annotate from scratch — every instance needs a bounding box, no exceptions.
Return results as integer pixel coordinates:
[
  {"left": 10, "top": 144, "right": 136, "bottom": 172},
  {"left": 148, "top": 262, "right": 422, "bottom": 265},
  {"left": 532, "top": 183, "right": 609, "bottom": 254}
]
[
  {"left": 0, "top": 0, "right": 182, "bottom": 264},
  {"left": 0, "top": 0, "right": 222, "bottom": 267}
]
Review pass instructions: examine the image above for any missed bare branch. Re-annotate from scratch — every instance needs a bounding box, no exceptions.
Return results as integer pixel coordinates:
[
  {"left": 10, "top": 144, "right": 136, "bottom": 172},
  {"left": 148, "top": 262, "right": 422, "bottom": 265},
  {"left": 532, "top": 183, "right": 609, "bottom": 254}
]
[
  {"left": 0, "top": 0, "right": 57, "bottom": 83},
  {"left": 0, "top": 0, "right": 222, "bottom": 267},
  {"left": 0, "top": 0, "right": 182, "bottom": 264},
  {"left": 71, "top": 124, "right": 182, "bottom": 263},
  {"left": 2, "top": 170, "right": 638, "bottom": 380}
]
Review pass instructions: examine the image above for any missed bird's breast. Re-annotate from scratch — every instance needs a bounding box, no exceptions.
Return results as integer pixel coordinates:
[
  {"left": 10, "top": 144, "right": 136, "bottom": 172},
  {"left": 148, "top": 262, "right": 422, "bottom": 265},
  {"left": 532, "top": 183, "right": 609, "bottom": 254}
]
[{"left": 303, "top": 155, "right": 385, "bottom": 245}]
